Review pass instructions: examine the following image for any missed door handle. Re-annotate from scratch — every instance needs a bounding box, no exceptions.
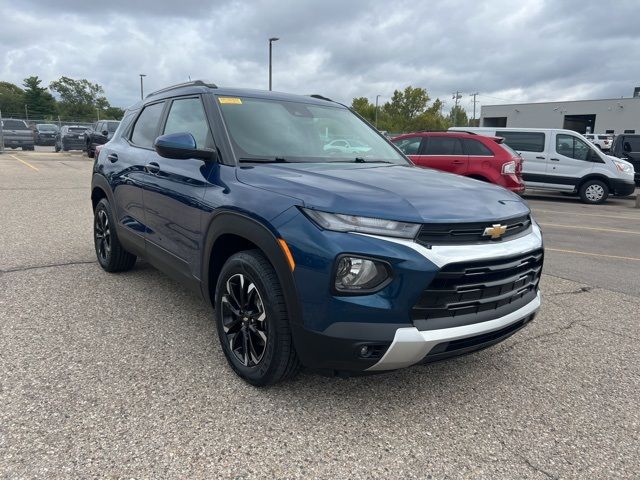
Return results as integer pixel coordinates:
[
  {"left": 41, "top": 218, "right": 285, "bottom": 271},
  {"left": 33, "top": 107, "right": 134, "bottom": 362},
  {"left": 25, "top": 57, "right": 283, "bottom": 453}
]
[
  {"left": 145, "top": 162, "right": 160, "bottom": 174},
  {"left": 536, "top": 156, "right": 545, "bottom": 160},
  {"left": 107, "top": 153, "right": 118, "bottom": 163},
  {"left": 452, "top": 160, "right": 464, "bottom": 165},
  {"left": 550, "top": 158, "right": 560, "bottom": 161}
]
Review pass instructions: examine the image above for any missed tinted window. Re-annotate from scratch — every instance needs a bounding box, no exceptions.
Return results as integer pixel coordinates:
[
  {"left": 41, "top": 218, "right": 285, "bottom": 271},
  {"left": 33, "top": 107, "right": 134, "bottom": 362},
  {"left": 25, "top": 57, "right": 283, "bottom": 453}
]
[
  {"left": 2, "top": 119, "right": 28, "bottom": 129},
  {"left": 623, "top": 136, "right": 640, "bottom": 151},
  {"left": 69, "top": 127, "right": 86, "bottom": 133},
  {"left": 423, "top": 137, "right": 463, "bottom": 155},
  {"left": 163, "top": 97, "right": 211, "bottom": 149},
  {"left": 461, "top": 138, "right": 493, "bottom": 156},
  {"left": 131, "top": 102, "right": 164, "bottom": 148},
  {"left": 392, "top": 136, "right": 422, "bottom": 155},
  {"left": 106, "top": 121, "right": 119, "bottom": 132},
  {"left": 556, "top": 134, "right": 590, "bottom": 161},
  {"left": 498, "top": 131, "right": 545, "bottom": 152}
]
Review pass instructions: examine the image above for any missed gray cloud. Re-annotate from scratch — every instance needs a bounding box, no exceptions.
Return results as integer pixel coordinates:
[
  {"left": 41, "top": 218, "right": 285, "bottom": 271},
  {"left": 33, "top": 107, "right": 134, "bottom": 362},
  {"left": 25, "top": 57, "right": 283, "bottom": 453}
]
[{"left": 1, "top": 0, "right": 639, "bottom": 116}]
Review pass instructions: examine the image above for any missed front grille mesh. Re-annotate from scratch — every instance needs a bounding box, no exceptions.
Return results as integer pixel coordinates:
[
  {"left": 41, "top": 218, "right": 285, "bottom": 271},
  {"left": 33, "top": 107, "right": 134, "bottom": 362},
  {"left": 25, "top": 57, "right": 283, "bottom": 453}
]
[
  {"left": 416, "top": 214, "right": 531, "bottom": 246},
  {"left": 412, "top": 249, "right": 543, "bottom": 328}
]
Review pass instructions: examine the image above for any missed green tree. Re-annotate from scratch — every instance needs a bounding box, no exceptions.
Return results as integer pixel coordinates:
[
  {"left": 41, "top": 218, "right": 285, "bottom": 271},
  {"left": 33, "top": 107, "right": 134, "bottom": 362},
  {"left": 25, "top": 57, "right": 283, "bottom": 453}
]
[
  {"left": 448, "top": 105, "right": 469, "bottom": 127},
  {"left": 0, "top": 81, "right": 25, "bottom": 118},
  {"left": 49, "top": 76, "right": 109, "bottom": 121},
  {"left": 351, "top": 97, "right": 377, "bottom": 124},
  {"left": 101, "top": 106, "right": 125, "bottom": 120},
  {"left": 382, "top": 86, "right": 431, "bottom": 132},
  {"left": 23, "top": 76, "right": 57, "bottom": 119}
]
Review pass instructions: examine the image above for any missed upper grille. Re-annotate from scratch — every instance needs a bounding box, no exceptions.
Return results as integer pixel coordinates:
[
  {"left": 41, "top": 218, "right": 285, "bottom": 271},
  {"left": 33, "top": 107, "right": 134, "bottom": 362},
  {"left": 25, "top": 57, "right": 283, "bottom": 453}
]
[
  {"left": 416, "top": 214, "right": 531, "bottom": 246},
  {"left": 412, "top": 249, "right": 543, "bottom": 331}
]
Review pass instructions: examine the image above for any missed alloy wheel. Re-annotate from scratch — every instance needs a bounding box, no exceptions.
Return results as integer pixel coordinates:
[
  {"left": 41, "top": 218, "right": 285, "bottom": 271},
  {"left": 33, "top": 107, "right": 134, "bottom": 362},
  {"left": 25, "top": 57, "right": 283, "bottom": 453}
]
[
  {"left": 95, "top": 209, "right": 111, "bottom": 262},
  {"left": 585, "top": 184, "right": 604, "bottom": 202},
  {"left": 221, "top": 273, "right": 268, "bottom": 367}
]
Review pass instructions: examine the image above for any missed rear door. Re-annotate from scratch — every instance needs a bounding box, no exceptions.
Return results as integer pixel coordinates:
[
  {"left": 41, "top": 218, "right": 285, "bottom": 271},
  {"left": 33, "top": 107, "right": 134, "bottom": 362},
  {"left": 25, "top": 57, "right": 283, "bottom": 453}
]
[
  {"left": 141, "top": 95, "right": 215, "bottom": 281},
  {"left": 496, "top": 131, "right": 547, "bottom": 181},
  {"left": 548, "top": 132, "right": 595, "bottom": 187},
  {"left": 414, "top": 136, "right": 467, "bottom": 175},
  {"left": 460, "top": 137, "right": 495, "bottom": 176}
]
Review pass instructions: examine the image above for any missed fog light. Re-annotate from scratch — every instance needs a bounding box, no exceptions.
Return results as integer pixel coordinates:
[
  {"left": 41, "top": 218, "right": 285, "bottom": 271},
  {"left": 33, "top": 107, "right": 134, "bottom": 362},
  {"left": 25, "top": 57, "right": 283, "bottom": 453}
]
[
  {"left": 334, "top": 255, "right": 391, "bottom": 293},
  {"left": 359, "top": 345, "right": 370, "bottom": 357}
]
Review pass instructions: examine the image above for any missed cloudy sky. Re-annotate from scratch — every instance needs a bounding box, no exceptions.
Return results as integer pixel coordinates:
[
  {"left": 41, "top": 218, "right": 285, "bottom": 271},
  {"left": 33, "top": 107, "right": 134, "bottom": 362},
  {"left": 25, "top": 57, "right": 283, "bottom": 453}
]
[{"left": 1, "top": 0, "right": 639, "bottom": 114}]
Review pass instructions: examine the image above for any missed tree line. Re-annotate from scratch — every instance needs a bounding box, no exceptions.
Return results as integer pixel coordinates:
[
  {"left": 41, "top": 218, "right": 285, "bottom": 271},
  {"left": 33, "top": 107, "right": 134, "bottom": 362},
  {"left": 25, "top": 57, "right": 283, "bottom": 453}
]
[
  {"left": 0, "top": 76, "right": 124, "bottom": 122},
  {"left": 351, "top": 86, "right": 477, "bottom": 133}
]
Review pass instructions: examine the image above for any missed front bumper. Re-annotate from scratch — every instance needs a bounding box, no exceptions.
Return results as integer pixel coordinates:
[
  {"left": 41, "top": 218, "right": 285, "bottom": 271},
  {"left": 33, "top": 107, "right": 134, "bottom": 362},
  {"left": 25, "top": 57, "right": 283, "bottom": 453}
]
[
  {"left": 367, "top": 292, "right": 540, "bottom": 370},
  {"left": 611, "top": 178, "right": 636, "bottom": 196}
]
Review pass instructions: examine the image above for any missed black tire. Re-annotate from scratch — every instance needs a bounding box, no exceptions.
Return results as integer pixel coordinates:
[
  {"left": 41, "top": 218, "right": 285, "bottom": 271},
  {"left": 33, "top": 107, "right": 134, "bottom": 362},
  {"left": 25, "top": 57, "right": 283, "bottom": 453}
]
[
  {"left": 55, "top": 143, "right": 61, "bottom": 152},
  {"left": 87, "top": 144, "right": 95, "bottom": 158},
  {"left": 62, "top": 143, "right": 69, "bottom": 152},
  {"left": 94, "top": 198, "right": 137, "bottom": 272},
  {"left": 579, "top": 179, "right": 609, "bottom": 204},
  {"left": 215, "top": 250, "right": 299, "bottom": 386}
]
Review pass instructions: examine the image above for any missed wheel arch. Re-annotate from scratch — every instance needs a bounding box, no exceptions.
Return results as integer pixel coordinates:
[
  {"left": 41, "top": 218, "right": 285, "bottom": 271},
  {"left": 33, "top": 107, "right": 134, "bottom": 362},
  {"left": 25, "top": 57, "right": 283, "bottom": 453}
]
[
  {"left": 577, "top": 173, "right": 612, "bottom": 191},
  {"left": 201, "top": 210, "right": 302, "bottom": 325},
  {"left": 91, "top": 174, "right": 115, "bottom": 211}
]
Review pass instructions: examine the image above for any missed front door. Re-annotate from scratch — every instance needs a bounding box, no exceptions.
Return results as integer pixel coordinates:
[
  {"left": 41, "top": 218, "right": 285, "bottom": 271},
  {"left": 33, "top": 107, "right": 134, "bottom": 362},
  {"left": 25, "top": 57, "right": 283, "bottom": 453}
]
[{"left": 548, "top": 132, "right": 594, "bottom": 187}]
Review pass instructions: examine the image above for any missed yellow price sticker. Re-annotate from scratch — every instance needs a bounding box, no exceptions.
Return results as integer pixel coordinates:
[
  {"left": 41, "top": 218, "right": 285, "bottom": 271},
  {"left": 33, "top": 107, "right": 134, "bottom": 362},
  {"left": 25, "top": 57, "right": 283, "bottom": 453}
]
[{"left": 218, "top": 97, "right": 243, "bottom": 105}]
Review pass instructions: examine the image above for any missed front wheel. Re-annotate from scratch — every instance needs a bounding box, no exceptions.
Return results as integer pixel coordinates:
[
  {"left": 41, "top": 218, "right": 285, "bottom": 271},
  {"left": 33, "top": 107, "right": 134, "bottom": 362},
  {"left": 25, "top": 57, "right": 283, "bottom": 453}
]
[
  {"left": 215, "top": 250, "right": 299, "bottom": 386},
  {"left": 579, "top": 179, "right": 609, "bottom": 204},
  {"left": 94, "top": 198, "right": 137, "bottom": 272}
]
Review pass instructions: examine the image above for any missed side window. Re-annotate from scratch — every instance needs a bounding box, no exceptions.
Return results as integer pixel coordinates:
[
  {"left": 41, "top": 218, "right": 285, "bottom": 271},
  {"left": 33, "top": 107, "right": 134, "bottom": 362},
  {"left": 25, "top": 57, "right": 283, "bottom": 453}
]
[
  {"left": 163, "top": 97, "right": 212, "bottom": 149},
  {"left": 461, "top": 138, "right": 493, "bottom": 156},
  {"left": 130, "top": 102, "right": 165, "bottom": 149},
  {"left": 556, "top": 134, "right": 590, "bottom": 161},
  {"left": 624, "top": 137, "right": 640, "bottom": 152},
  {"left": 423, "top": 137, "right": 463, "bottom": 155},
  {"left": 392, "top": 136, "right": 422, "bottom": 155},
  {"left": 96, "top": 122, "right": 104, "bottom": 132},
  {"left": 499, "top": 132, "right": 545, "bottom": 152}
]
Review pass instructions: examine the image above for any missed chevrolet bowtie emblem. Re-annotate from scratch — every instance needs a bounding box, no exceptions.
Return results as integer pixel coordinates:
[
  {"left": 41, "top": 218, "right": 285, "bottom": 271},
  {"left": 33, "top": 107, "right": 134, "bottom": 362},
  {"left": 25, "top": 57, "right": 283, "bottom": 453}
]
[{"left": 483, "top": 224, "right": 508, "bottom": 239}]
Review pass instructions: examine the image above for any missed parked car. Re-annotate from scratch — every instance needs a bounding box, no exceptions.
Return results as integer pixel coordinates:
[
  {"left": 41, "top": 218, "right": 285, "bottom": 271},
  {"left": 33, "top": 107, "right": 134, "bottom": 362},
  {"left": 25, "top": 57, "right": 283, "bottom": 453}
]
[
  {"left": 92, "top": 81, "right": 543, "bottom": 385},
  {"left": 584, "top": 133, "right": 613, "bottom": 151},
  {"left": 609, "top": 133, "right": 640, "bottom": 186},
  {"left": 55, "top": 125, "right": 88, "bottom": 152},
  {"left": 1, "top": 119, "right": 35, "bottom": 150},
  {"left": 34, "top": 123, "right": 59, "bottom": 146},
  {"left": 451, "top": 127, "right": 635, "bottom": 203},
  {"left": 391, "top": 131, "right": 525, "bottom": 193},
  {"left": 323, "top": 138, "right": 372, "bottom": 154},
  {"left": 85, "top": 120, "right": 120, "bottom": 158}
]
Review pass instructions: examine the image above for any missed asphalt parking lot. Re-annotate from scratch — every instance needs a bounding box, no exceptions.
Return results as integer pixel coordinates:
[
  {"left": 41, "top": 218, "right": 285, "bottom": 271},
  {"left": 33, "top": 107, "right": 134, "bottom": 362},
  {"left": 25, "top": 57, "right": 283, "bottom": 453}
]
[{"left": 1, "top": 150, "right": 639, "bottom": 479}]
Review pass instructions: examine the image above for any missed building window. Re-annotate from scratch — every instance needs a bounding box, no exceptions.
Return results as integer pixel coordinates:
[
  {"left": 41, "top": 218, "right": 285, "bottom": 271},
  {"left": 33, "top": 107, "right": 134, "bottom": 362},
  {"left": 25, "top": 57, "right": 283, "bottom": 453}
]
[{"left": 624, "top": 130, "right": 636, "bottom": 134}]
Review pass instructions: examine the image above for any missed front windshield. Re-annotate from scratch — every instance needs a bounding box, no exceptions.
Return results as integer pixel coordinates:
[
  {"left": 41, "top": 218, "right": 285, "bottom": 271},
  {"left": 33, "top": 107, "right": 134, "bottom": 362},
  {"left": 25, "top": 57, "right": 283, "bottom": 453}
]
[
  {"left": 218, "top": 96, "right": 409, "bottom": 164},
  {"left": 38, "top": 124, "right": 57, "bottom": 131}
]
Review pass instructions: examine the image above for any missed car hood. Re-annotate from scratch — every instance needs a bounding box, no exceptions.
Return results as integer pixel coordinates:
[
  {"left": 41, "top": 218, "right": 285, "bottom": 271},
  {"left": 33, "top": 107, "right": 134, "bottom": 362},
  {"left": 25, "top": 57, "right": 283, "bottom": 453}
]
[{"left": 236, "top": 163, "right": 529, "bottom": 223}]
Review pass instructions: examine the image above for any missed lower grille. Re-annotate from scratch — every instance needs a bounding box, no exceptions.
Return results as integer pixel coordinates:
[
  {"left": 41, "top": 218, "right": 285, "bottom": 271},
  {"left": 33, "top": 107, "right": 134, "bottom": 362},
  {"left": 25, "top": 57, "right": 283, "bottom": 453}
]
[{"left": 412, "top": 249, "right": 543, "bottom": 331}]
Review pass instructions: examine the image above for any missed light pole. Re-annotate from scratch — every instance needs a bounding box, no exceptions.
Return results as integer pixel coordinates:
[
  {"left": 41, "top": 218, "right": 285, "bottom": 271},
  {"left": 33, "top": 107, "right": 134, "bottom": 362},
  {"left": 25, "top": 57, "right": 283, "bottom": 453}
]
[
  {"left": 0, "top": 107, "right": 4, "bottom": 154},
  {"left": 139, "top": 74, "right": 147, "bottom": 99},
  {"left": 268, "top": 37, "right": 279, "bottom": 91},
  {"left": 375, "top": 95, "right": 381, "bottom": 128}
]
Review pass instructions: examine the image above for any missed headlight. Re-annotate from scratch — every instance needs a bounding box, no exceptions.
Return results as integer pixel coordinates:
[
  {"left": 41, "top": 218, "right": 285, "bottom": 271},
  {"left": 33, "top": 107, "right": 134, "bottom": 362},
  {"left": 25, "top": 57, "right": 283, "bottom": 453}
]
[
  {"left": 301, "top": 208, "right": 420, "bottom": 238},
  {"left": 334, "top": 255, "right": 391, "bottom": 293},
  {"left": 614, "top": 160, "right": 634, "bottom": 174},
  {"left": 502, "top": 160, "right": 516, "bottom": 175}
]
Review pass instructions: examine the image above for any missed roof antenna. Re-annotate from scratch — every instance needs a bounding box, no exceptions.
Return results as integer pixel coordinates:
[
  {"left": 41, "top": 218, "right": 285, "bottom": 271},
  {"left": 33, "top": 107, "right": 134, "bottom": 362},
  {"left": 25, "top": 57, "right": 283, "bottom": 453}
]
[{"left": 188, "top": 75, "right": 192, "bottom": 81}]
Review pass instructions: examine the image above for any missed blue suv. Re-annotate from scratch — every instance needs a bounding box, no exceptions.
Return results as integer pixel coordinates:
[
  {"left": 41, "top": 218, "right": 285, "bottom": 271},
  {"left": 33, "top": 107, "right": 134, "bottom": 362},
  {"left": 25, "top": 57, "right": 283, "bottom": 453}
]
[{"left": 91, "top": 81, "right": 543, "bottom": 385}]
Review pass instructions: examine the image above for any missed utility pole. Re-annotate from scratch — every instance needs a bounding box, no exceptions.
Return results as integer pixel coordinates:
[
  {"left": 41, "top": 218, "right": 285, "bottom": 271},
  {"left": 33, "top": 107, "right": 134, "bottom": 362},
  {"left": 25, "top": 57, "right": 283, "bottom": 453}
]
[
  {"left": 0, "top": 107, "right": 4, "bottom": 154},
  {"left": 268, "top": 37, "right": 279, "bottom": 91},
  {"left": 139, "top": 74, "right": 147, "bottom": 100},
  {"left": 375, "top": 94, "right": 381, "bottom": 128},
  {"left": 25, "top": 104, "right": 29, "bottom": 122},
  {"left": 96, "top": 108, "right": 100, "bottom": 121},
  {"left": 470, "top": 92, "right": 479, "bottom": 126},
  {"left": 452, "top": 91, "right": 462, "bottom": 126}
]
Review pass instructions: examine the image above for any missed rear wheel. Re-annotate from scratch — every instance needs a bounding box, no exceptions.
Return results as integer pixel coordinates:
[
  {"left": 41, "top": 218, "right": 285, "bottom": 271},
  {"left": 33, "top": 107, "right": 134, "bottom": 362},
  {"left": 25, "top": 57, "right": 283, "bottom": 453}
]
[
  {"left": 215, "top": 250, "right": 299, "bottom": 386},
  {"left": 94, "top": 198, "right": 137, "bottom": 272},
  {"left": 579, "top": 179, "right": 609, "bottom": 204}
]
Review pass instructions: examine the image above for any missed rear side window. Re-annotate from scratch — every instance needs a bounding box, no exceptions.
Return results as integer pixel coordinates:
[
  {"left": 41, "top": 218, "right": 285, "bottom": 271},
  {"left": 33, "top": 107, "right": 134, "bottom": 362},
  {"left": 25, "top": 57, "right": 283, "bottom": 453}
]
[
  {"left": 130, "top": 102, "right": 164, "bottom": 148},
  {"left": 556, "top": 134, "right": 590, "bottom": 161},
  {"left": 498, "top": 131, "right": 545, "bottom": 153},
  {"left": 423, "top": 137, "right": 463, "bottom": 155},
  {"left": 163, "top": 97, "right": 212, "bottom": 149},
  {"left": 392, "top": 136, "right": 422, "bottom": 155},
  {"left": 461, "top": 138, "right": 493, "bottom": 156}
]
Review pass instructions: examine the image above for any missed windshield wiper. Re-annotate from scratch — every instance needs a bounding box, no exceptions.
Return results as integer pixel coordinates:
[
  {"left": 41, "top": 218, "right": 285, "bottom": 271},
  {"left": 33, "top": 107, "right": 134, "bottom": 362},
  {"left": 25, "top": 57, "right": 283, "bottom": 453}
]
[
  {"left": 353, "top": 157, "right": 392, "bottom": 163},
  {"left": 239, "top": 157, "right": 290, "bottom": 163}
]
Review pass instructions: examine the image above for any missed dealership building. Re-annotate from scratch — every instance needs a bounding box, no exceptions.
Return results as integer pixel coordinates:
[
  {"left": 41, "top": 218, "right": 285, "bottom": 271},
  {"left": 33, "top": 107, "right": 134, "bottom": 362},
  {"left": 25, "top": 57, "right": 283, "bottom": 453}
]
[{"left": 480, "top": 90, "right": 640, "bottom": 135}]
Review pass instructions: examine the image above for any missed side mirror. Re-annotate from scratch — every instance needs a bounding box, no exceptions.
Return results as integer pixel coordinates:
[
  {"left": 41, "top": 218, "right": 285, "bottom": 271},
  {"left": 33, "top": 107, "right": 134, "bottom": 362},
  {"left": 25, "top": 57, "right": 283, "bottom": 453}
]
[
  {"left": 101, "top": 130, "right": 109, "bottom": 136},
  {"left": 154, "top": 132, "right": 215, "bottom": 161}
]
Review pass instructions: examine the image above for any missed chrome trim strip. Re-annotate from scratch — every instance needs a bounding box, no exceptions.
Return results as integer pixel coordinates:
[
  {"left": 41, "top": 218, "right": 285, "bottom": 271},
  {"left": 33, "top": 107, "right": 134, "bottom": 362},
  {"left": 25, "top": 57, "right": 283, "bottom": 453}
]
[
  {"left": 359, "top": 224, "right": 542, "bottom": 268},
  {"left": 367, "top": 292, "right": 541, "bottom": 371}
]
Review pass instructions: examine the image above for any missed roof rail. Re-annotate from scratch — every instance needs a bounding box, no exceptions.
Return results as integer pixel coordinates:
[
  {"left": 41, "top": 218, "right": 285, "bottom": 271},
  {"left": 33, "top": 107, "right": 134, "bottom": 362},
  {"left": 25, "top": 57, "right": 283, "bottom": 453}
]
[
  {"left": 146, "top": 80, "right": 217, "bottom": 98},
  {"left": 309, "top": 94, "right": 334, "bottom": 102}
]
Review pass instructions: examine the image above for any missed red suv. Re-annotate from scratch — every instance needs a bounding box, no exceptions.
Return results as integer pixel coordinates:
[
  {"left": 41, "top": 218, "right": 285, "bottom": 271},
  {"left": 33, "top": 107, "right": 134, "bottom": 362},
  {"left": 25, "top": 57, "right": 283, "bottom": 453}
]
[{"left": 391, "top": 132, "right": 525, "bottom": 193}]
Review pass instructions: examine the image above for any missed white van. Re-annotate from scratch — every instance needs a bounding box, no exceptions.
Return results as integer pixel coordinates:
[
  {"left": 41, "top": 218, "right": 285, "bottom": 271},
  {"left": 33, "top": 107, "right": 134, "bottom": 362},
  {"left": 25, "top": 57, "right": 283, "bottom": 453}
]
[{"left": 449, "top": 127, "right": 635, "bottom": 204}]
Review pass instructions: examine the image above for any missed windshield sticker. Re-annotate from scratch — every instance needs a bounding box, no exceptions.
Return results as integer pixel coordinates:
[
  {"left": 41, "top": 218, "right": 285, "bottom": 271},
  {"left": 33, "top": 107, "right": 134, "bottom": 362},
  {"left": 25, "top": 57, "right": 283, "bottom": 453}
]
[{"left": 218, "top": 97, "right": 243, "bottom": 105}]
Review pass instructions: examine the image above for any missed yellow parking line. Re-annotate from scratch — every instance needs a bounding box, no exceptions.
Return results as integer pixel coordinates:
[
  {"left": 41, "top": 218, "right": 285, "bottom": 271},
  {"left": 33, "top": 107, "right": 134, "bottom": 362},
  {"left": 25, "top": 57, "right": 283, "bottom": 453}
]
[
  {"left": 533, "top": 208, "right": 640, "bottom": 221},
  {"left": 539, "top": 222, "right": 640, "bottom": 236},
  {"left": 9, "top": 154, "right": 39, "bottom": 171},
  {"left": 546, "top": 247, "right": 640, "bottom": 262}
]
